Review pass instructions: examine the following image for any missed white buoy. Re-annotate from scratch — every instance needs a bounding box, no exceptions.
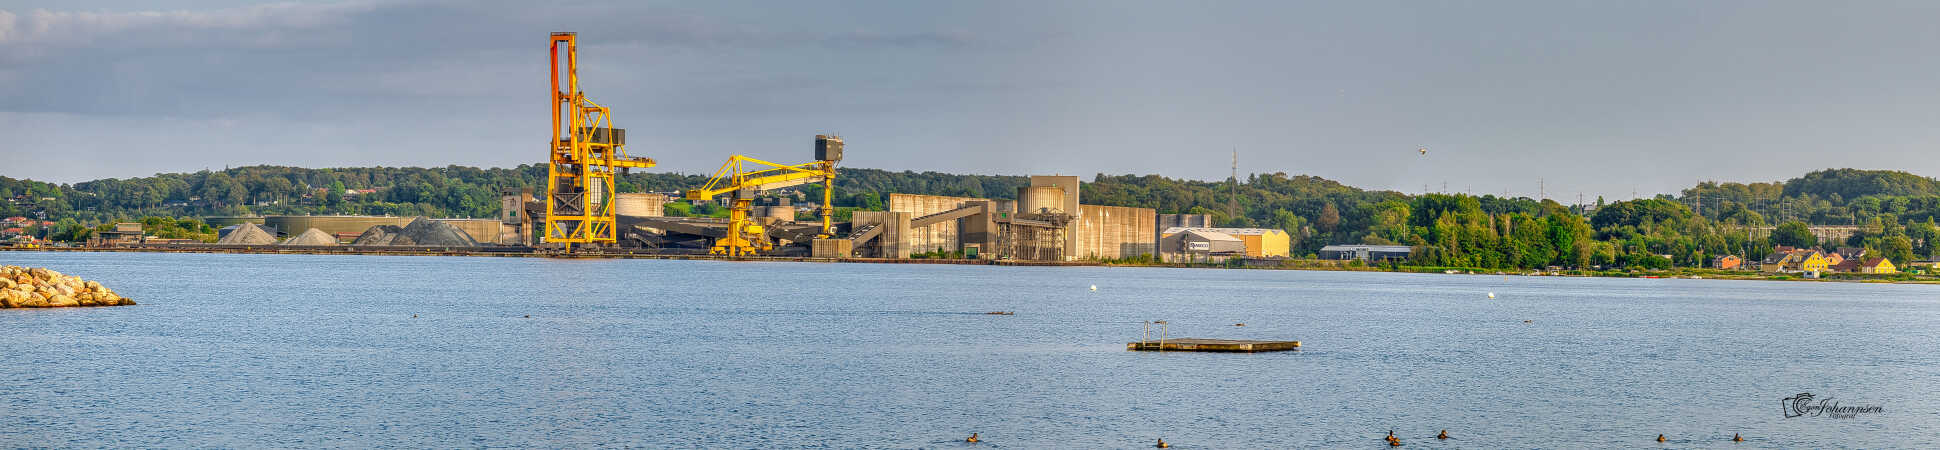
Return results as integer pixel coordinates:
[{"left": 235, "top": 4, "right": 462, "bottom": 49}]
[
  {"left": 1089, "top": 285, "right": 1098, "bottom": 292},
  {"left": 1487, "top": 292, "right": 1496, "bottom": 299}
]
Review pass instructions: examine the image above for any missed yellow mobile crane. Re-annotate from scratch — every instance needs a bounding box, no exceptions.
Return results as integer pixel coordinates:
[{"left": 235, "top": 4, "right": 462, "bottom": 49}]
[
  {"left": 683, "top": 135, "right": 843, "bottom": 256},
  {"left": 545, "top": 32, "right": 656, "bottom": 250}
]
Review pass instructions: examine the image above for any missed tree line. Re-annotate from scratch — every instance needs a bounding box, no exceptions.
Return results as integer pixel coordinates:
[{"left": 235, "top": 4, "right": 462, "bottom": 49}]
[{"left": 6, "top": 166, "right": 1938, "bottom": 267}]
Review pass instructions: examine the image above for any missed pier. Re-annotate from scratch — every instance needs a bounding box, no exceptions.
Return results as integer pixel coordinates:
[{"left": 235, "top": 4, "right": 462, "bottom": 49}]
[{"left": 1126, "top": 338, "right": 1301, "bottom": 353}]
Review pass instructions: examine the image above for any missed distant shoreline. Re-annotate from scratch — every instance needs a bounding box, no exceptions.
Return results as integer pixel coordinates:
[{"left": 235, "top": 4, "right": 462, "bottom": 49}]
[
  {"left": 0, "top": 246, "right": 1099, "bottom": 267},
  {"left": 7, "top": 246, "right": 1935, "bottom": 285},
  {"left": 1103, "top": 260, "right": 1940, "bottom": 284}
]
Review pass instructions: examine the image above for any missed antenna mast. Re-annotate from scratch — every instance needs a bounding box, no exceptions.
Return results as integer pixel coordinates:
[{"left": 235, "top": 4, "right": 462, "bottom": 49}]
[{"left": 1228, "top": 149, "right": 1239, "bottom": 218}]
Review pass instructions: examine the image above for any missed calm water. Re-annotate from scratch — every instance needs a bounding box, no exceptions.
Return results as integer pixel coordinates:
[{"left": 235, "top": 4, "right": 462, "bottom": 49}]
[{"left": 2, "top": 252, "right": 1937, "bottom": 448}]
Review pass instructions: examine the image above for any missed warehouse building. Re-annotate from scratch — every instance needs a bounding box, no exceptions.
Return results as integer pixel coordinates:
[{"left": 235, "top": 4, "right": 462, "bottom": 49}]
[
  {"left": 1318, "top": 244, "right": 1413, "bottom": 262},
  {"left": 1158, "top": 228, "right": 1247, "bottom": 262},
  {"left": 1158, "top": 227, "right": 1290, "bottom": 262}
]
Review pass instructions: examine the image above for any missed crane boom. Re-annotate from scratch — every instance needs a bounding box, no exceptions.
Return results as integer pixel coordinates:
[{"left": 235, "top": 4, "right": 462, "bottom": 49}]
[
  {"left": 682, "top": 136, "right": 843, "bottom": 256},
  {"left": 686, "top": 155, "right": 830, "bottom": 199}
]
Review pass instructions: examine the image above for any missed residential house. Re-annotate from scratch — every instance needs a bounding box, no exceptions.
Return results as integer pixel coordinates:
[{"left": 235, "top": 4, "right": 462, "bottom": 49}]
[
  {"left": 1761, "top": 250, "right": 1829, "bottom": 273},
  {"left": 1857, "top": 258, "right": 1896, "bottom": 274},
  {"left": 1710, "top": 255, "right": 1742, "bottom": 270}
]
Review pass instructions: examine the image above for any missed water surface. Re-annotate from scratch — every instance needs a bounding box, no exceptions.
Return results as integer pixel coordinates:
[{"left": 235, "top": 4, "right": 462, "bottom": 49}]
[{"left": 2, "top": 252, "right": 1936, "bottom": 448}]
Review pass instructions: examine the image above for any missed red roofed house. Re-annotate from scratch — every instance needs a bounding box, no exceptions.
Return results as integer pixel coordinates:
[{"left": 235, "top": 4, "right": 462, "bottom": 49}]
[{"left": 1858, "top": 258, "right": 1897, "bottom": 274}]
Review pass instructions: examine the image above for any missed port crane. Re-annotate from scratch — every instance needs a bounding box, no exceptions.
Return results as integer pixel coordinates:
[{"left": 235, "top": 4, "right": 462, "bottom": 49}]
[
  {"left": 544, "top": 32, "right": 656, "bottom": 250},
  {"left": 682, "top": 135, "right": 842, "bottom": 256}
]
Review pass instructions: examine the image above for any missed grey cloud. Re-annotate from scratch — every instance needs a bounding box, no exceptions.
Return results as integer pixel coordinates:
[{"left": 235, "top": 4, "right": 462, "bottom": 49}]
[
  {"left": 14, "top": 0, "right": 1940, "bottom": 203},
  {"left": 0, "top": 0, "right": 989, "bottom": 117},
  {"left": 0, "top": 2, "right": 376, "bottom": 49}
]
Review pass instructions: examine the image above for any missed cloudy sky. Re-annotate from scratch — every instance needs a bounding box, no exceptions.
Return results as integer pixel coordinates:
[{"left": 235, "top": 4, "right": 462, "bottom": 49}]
[{"left": 4, "top": 1, "right": 1939, "bottom": 201}]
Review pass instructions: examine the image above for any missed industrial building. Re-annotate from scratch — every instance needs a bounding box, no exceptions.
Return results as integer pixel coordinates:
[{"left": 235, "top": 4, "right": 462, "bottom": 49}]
[
  {"left": 615, "top": 193, "right": 668, "bottom": 218},
  {"left": 1159, "top": 228, "right": 1246, "bottom": 262},
  {"left": 848, "top": 176, "right": 1155, "bottom": 261},
  {"left": 1318, "top": 244, "right": 1413, "bottom": 262},
  {"left": 85, "top": 223, "right": 145, "bottom": 247},
  {"left": 1157, "top": 213, "right": 1214, "bottom": 231},
  {"left": 1159, "top": 227, "right": 1290, "bottom": 262}
]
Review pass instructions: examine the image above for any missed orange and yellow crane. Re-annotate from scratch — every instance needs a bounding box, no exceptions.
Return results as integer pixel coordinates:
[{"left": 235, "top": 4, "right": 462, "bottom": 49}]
[{"left": 544, "top": 32, "right": 655, "bottom": 250}]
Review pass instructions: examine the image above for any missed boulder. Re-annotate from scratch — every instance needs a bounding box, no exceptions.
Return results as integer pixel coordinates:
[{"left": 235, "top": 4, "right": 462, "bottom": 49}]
[
  {"left": 24, "top": 292, "right": 48, "bottom": 308},
  {"left": 47, "top": 294, "right": 77, "bottom": 307},
  {"left": 0, "top": 265, "right": 134, "bottom": 308}
]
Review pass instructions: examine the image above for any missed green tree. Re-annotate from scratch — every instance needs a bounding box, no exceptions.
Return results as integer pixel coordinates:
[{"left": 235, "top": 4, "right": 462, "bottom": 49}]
[
  {"left": 327, "top": 181, "right": 345, "bottom": 207},
  {"left": 1316, "top": 202, "right": 1340, "bottom": 232},
  {"left": 1907, "top": 219, "right": 1938, "bottom": 259},
  {"left": 1872, "top": 234, "right": 1915, "bottom": 265},
  {"left": 1772, "top": 221, "right": 1816, "bottom": 248},
  {"left": 1271, "top": 210, "right": 1307, "bottom": 253},
  {"left": 1364, "top": 200, "right": 1411, "bottom": 244}
]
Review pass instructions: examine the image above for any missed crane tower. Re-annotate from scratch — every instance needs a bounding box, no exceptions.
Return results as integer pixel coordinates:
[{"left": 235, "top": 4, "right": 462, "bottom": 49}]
[{"left": 545, "top": 32, "right": 655, "bottom": 249}]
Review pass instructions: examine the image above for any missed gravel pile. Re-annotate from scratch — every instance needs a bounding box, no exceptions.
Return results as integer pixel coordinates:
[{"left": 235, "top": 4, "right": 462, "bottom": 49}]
[
  {"left": 279, "top": 228, "right": 340, "bottom": 246},
  {"left": 216, "top": 223, "right": 276, "bottom": 245},
  {"left": 351, "top": 217, "right": 479, "bottom": 247},
  {"left": 350, "top": 225, "right": 403, "bottom": 245},
  {"left": 394, "top": 217, "right": 480, "bottom": 246}
]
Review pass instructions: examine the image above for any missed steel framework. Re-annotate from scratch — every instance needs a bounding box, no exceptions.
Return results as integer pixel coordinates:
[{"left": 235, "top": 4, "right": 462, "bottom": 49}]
[
  {"left": 683, "top": 149, "right": 839, "bottom": 257},
  {"left": 545, "top": 32, "right": 656, "bottom": 250}
]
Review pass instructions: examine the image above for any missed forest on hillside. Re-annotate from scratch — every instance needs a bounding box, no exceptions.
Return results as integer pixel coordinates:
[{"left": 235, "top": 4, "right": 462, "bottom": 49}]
[{"left": 6, "top": 167, "right": 1939, "bottom": 268}]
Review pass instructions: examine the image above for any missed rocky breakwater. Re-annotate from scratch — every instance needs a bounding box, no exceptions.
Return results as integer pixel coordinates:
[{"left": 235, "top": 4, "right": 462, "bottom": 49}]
[{"left": 0, "top": 265, "right": 135, "bottom": 308}]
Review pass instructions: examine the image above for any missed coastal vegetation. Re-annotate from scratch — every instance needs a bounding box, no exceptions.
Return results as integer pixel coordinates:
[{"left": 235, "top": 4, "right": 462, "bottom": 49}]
[{"left": 6, "top": 167, "right": 1940, "bottom": 270}]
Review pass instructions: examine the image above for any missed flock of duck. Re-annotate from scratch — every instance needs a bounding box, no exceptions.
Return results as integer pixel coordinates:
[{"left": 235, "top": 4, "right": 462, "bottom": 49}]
[
  {"left": 1382, "top": 429, "right": 1450, "bottom": 447},
  {"left": 962, "top": 430, "right": 1749, "bottom": 446}
]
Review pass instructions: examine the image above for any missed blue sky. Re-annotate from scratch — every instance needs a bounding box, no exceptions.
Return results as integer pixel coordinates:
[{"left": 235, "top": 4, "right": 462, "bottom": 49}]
[{"left": 4, "top": 1, "right": 1940, "bottom": 202}]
